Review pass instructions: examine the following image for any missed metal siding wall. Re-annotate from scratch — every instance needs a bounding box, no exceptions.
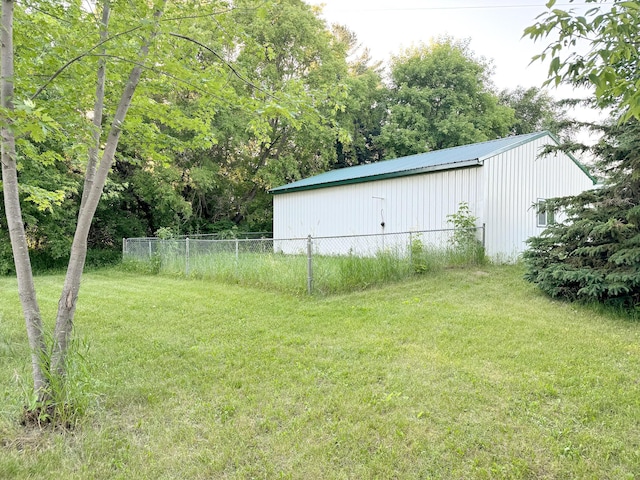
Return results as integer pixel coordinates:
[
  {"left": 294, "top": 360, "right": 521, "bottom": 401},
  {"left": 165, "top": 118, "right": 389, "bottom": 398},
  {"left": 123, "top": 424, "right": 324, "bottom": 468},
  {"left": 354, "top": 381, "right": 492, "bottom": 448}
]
[
  {"left": 274, "top": 136, "right": 592, "bottom": 261},
  {"left": 483, "top": 135, "right": 594, "bottom": 261},
  {"left": 273, "top": 167, "right": 485, "bottom": 241}
]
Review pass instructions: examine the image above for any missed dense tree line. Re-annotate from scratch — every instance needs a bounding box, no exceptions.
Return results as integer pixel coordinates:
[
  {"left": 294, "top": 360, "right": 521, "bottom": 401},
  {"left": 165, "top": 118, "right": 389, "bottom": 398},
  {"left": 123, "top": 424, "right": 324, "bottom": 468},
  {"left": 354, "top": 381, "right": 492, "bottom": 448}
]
[{"left": 0, "top": 0, "right": 565, "bottom": 274}]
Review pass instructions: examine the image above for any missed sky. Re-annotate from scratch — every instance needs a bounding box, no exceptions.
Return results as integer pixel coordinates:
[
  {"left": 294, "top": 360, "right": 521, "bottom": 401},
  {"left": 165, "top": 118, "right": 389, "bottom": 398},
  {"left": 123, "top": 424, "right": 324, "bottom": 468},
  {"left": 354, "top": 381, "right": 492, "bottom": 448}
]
[{"left": 307, "top": 0, "right": 602, "bottom": 127}]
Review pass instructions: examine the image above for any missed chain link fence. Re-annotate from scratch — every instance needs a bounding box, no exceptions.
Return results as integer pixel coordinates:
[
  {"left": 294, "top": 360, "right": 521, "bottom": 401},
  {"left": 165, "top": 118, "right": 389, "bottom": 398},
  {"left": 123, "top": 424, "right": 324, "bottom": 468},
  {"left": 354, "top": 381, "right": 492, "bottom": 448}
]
[{"left": 123, "top": 226, "right": 485, "bottom": 295}]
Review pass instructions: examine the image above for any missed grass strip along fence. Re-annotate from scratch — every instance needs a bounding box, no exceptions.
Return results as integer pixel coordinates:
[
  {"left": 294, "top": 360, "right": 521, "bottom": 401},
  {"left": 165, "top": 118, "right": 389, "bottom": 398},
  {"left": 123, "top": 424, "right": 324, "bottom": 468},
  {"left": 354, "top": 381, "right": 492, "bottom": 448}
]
[{"left": 122, "top": 228, "right": 486, "bottom": 295}]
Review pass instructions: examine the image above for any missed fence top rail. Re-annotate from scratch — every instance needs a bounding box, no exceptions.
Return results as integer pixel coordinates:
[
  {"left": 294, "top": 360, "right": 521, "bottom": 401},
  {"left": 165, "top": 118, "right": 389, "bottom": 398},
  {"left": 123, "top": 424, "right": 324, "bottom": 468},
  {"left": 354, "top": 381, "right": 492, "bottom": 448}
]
[
  {"left": 125, "top": 237, "right": 280, "bottom": 244},
  {"left": 124, "top": 226, "right": 483, "bottom": 245},
  {"left": 172, "top": 232, "right": 272, "bottom": 239},
  {"left": 124, "top": 233, "right": 272, "bottom": 240},
  {"left": 189, "top": 237, "right": 277, "bottom": 243},
  {"left": 124, "top": 237, "right": 158, "bottom": 241},
  {"left": 310, "top": 227, "right": 481, "bottom": 241}
]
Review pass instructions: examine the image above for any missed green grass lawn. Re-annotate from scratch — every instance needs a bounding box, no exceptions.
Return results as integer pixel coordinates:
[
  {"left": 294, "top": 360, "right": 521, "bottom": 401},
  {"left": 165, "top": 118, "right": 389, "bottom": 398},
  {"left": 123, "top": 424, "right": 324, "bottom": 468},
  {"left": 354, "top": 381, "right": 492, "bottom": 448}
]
[{"left": 1, "top": 265, "right": 639, "bottom": 479}]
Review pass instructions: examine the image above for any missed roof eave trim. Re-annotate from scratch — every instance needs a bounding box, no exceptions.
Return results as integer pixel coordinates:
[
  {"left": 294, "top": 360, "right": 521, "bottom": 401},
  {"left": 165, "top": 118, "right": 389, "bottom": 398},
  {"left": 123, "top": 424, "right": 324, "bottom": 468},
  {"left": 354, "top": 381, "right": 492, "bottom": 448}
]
[
  {"left": 269, "top": 159, "right": 482, "bottom": 195},
  {"left": 477, "top": 131, "right": 548, "bottom": 161}
]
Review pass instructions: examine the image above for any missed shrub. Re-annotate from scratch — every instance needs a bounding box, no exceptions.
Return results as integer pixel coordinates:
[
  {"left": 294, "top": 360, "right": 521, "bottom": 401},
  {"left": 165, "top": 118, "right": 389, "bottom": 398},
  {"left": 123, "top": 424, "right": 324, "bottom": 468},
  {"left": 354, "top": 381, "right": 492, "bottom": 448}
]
[{"left": 447, "top": 202, "right": 486, "bottom": 265}]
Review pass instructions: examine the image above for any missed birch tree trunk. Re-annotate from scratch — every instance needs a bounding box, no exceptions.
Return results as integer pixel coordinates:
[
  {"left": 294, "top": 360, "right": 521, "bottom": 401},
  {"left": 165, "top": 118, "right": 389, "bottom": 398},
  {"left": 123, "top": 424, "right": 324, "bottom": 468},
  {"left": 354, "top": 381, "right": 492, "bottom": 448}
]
[
  {"left": 1, "top": 0, "right": 49, "bottom": 398},
  {"left": 80, "top": 1, "right": 110, "bottom": 214},
  {"left": 50, "top": 0, "right": 167, "bottom": 375}
]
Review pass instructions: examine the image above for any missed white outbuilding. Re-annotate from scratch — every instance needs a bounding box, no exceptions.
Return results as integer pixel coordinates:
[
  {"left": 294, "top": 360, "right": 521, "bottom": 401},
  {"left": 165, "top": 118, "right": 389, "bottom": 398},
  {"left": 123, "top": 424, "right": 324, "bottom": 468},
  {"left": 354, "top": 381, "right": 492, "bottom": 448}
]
[{"left": 270, "top": 131, "right": 596, "bottom": 262}]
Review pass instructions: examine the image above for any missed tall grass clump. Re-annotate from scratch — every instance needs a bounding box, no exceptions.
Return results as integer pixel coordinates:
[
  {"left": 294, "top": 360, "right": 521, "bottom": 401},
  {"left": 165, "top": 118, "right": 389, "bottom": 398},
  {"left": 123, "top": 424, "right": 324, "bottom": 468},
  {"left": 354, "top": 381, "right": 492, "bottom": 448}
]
[
  {"left": 19, "top": 336, "right": 95, "bottom": 430},
  {"left": 237, "top": 253, "right": 309, "bottom": 292},
  {"left": 410, "top": 237, "right": 448, "bottom": 273},
  {"left": 446, "top": 241, "right": 486, "bottom": 267},
  {"left": 313, "top": 248, "right": 412, "bottom": 294}
]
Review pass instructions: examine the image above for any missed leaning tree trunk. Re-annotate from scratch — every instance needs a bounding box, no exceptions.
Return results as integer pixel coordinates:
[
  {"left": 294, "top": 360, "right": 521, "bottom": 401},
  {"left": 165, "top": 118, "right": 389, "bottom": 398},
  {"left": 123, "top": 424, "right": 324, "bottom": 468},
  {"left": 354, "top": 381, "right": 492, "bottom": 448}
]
[
  {"left": 1, "top": 0, "right": 49, "bottom": 398},
  {"left": 50, "top": 1, "right": 167, "bottom": 375}
]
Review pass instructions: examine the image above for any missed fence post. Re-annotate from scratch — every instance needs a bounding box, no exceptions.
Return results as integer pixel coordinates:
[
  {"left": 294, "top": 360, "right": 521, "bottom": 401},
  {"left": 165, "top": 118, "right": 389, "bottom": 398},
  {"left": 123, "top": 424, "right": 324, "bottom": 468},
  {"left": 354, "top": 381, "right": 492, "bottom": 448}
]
[
  {"left": 408, "top": 232, "right": 413, "bottom": 268},
  {"left": 122, "top": 238, "right": 127, "bottom": 259},
  {"left": 234, "top": 238, "right": 240, "bottom": 276},
  {"left": 307, "top": 234, "right": 313, "bottom": 295},
  {"left": 185, "top": 237, "right": 190, "bottom": 276},
  {"left": 482, "top": 223, "right": 486, "bottom": 248},
  {"left": 148, "top": 239, "right": 152, "bottom": 259}
]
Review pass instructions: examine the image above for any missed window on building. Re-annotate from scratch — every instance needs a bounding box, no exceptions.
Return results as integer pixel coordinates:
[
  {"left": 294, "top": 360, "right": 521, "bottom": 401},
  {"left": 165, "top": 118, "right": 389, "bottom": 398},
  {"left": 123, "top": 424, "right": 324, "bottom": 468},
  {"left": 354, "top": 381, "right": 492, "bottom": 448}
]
[{"left": 537, "top": 198, "right": 555, "bottom": 227}]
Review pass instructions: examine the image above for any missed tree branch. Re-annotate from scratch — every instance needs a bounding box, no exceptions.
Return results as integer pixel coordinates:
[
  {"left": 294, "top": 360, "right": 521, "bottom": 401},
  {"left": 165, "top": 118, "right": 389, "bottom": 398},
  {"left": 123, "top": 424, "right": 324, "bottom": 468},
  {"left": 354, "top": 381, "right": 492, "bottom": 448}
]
[{"left": 168, "top": 32, "right": 277, "bottom": 100}]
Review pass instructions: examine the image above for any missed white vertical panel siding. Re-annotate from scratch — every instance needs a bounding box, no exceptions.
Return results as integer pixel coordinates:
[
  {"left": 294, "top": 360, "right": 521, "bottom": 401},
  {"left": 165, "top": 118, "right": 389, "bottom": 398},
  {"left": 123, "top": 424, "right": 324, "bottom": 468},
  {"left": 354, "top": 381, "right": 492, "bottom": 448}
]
[
  {"left": 483, "top": 134, "right": 594, "bottom": 261},
  {"left": 273, "top": 166, "right": 484, "bottom": 254}
]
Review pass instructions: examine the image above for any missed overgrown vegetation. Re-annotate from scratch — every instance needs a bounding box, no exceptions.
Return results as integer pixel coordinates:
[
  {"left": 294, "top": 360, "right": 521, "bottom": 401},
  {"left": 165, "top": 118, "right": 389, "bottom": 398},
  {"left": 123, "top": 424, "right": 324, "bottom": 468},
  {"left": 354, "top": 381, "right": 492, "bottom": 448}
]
[
  {"left": 1, "top": 267, "right": 639, "bottom": 478},
  {"left": 123, "top": 234, "right": 486, "bottom": 295},
  {"left": 121, "top": 204, "right": 486, "bottom": 295}
]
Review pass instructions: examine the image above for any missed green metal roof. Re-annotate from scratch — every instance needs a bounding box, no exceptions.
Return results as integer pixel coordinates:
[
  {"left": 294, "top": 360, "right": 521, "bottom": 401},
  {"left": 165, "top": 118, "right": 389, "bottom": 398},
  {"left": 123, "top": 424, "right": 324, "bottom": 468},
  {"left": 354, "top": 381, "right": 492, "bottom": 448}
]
[{"left": 270, "top": 131, "right": 596, "bottom": 195}]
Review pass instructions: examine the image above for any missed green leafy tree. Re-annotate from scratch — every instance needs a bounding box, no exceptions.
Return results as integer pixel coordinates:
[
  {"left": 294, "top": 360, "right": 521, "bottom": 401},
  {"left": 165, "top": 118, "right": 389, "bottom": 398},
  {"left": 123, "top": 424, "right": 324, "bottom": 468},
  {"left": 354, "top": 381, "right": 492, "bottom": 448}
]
[
  {"left": 446, "top": 202, "right": 485, "bottom": 264},
  {"left": 499, "top": 86, "right": 567, "bottom": 136},
  {"left": 525, "top": 0, "right": 640, "bottom": 120},
  {"left": 1, "top": 0, "right": 235, "bottom": 260},
  {"left": 129, "top": 0, "right": 352, "bottom": 232},
  {"left": 0, "top": 1, "right": 96, "bottom": 271},
  {"left": 219, "top": 0, "right": 350, "bottom": 226},
  {"left": 377, "top": 37, "right": 514, "bottom": 158},
  {"left": 331, "top": 25, "right": 388, "bottom": 168},
  {"left": 3, "top": 0, "right": 170, "bottom": 408}
]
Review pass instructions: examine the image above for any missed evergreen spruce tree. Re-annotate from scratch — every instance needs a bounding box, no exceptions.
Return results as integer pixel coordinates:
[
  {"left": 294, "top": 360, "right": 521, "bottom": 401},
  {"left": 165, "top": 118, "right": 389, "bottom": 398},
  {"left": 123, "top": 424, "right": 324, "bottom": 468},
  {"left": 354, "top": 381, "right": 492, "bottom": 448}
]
[{"left": 523, "top": 120, "right": 640, "bottom": 307}]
